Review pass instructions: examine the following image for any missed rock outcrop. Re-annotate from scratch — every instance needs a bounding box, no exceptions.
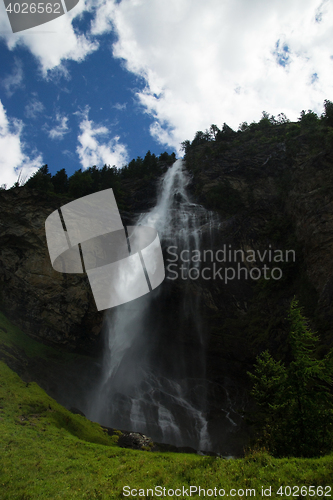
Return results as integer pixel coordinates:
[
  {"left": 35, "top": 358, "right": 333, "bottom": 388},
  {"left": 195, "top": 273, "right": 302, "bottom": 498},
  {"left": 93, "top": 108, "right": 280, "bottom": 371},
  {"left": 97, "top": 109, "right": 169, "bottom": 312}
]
[
  {"left": 0, "top": 172, "right": 161, "bottom": 351},
  {"left": 0, "top": 188, "right": 102, "bottom": 351},
  {"left": 187, "top": 136, "right": 333, "bottom": 333},
  {"left": 180, "top": 131, "right": 333, "bottom": 449}
]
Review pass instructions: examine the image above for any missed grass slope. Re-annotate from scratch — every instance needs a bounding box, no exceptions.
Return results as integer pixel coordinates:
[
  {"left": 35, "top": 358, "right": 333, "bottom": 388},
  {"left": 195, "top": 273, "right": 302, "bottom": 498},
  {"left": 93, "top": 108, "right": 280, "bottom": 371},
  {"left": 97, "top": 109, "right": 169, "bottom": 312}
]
[
  {"left": 0, "top": 310, "right": 86, "bottom": 363},
  {"left": 0, "top": 316, "right": 333, "bottom": 499}
]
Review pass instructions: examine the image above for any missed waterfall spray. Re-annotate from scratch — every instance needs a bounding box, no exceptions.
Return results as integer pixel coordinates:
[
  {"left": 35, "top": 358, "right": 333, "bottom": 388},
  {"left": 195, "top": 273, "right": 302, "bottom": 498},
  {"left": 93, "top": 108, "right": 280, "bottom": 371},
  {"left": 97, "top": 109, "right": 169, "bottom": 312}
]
[{"left": 88, "top": 159, "right": 217, "bottom": 450}]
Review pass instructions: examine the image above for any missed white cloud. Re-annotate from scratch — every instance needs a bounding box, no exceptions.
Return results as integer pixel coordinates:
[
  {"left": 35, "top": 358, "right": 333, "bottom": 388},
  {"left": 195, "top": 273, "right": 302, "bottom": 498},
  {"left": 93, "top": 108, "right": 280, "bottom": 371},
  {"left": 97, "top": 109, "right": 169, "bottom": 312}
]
[
  {"left": 1, "top": 58, "right": 24, "bottom": 96},
  {"left": 0, "top": 101, "right": 43, "bottom": 188},
  {"left": 0, "top": 0, "right": 99, "bottom": 75},
  {"left": 76, "top": 108, "right": 129, "bottom": 169},
  {"left": 91, "top": 0, "right": 333, "bottom": 151},
  {"left": 25, "top": 96, "right": 45, "bottom": 119},
  {"left": 1, "top": 0, "right": 332, "bottom": 155},
  {"left": 113, "top": 102, "right": 127, "bottom": 111},
  {"left": 46, "top": 112, "right": 70, "bottom": 139}
]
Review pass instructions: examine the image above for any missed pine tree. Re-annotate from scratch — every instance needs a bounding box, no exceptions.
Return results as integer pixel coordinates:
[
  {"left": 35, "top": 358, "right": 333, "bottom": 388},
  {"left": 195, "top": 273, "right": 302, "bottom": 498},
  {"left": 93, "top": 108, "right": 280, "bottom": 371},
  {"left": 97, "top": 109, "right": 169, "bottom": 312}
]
[
  {"left": 249, "top": 298, "right": 333, "bottom": 457},
  {"left": 24, "top": 164, "right": 54, "bottom": 192}
]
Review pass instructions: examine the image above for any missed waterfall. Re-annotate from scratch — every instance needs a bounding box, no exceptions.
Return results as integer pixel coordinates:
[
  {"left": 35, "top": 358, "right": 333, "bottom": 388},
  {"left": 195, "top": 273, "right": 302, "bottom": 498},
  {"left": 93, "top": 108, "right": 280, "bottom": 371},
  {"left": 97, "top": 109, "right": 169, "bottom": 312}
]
[{"left": 87, "top": 159, "right": 218, "bottom": 451}]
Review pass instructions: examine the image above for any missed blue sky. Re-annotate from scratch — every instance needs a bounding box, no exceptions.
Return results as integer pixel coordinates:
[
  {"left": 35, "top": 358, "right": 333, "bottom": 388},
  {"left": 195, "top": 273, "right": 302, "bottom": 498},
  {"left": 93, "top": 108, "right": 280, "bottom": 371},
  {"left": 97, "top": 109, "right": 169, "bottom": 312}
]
[
  {"left": 0, "top": 0, "right": 332, "bottom": 187},
  {"left": 0, "top": 12, "right": 175, "bottom": 182}
]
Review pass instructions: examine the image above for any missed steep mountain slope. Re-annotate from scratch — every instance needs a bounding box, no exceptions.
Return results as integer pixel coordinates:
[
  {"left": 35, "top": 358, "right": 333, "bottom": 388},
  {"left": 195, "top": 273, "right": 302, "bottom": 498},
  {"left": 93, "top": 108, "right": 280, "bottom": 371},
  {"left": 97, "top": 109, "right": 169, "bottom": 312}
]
[{"left": 1, "top": 116, "right": 333, "bottom": 454}]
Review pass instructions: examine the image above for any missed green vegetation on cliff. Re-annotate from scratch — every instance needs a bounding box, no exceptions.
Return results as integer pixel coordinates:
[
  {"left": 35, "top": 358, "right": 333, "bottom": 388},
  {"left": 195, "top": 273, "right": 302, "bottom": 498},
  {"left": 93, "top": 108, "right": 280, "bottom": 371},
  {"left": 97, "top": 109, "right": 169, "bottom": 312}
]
[
  {"left": 22, "top": 151, "right": 176, "bottom": 209},
  {"left": 182, "top": 100, "right": 333, "bottom": 213}
]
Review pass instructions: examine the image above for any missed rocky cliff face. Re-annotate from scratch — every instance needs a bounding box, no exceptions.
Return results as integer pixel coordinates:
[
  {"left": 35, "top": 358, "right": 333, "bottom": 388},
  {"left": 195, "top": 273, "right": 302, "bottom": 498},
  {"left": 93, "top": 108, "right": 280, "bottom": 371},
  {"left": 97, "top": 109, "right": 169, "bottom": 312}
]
[
  {"left": 1, "top": 129, "right": 333, "bottom": 454},
  {"left": 0, "top": 188, "right": 101, "bottom": 351},
  {"left": 180, "top": 128, "right": 333, "bottom": 444},
  {"left": 286, "top": 149, "right": 333, "bottom": 325},
  {"left": 185, "top": 127, "right": 333, "bottom": 354},
  {"left": 0, "top": 173, "right": 161, "bottom": 352},
  {"left": 1, "top": 137, "right": 332, "bottom": 358}
]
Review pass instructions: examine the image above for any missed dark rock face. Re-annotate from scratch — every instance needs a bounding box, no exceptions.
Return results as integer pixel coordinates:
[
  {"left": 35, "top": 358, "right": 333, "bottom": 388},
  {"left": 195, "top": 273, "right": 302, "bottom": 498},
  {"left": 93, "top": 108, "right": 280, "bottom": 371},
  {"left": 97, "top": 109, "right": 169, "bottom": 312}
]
[
  {"left": 286, "top": 150, "right": 333, "bottom": 323},
  {"left": 181, "top": 139, "right": 333, "bottom": 451},
  {"left": 120, "top": 174, "right": 163, "bottom": 213},
  {"left": 187, "top": 142, "right": 333, "bottom": 327},
  {"left": 1, "top": 141, "right": 333, "bottom": 453},
  {"left": 0, "top": 188, "right": 103, "bottom": 352},
  {"left": 0, "top": 172, "right": 163, "bottom": 352}
]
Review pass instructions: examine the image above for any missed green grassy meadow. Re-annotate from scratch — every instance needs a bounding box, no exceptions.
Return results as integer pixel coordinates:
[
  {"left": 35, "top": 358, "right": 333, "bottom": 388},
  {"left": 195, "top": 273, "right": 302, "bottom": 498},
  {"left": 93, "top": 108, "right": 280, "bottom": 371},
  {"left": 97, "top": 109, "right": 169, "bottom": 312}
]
[{"left": 0, "top": 314, "right": 333, "bottom": 499}]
